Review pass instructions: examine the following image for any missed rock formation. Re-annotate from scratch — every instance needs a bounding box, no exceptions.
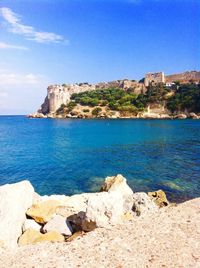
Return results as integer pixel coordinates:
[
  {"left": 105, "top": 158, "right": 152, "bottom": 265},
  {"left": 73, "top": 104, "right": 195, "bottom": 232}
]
[
  {"left": 29, "top": 70, "right": 200, "bottom": 119},
  {"left": 1, "top": 177, "right": 200, "bottom": 267},
  {"left": 148, "top": 190, "right": 169, "bottom": 207},
  {"left": 37, "top": 80, "right": 145, "bottom": 115},
  {"left": 18, "top": 229, "right": 65, "bottom": 246},
  {"left": 0, "top": 175, "right": 160, "bottom": 249},
  {"left": 0, "top": 180, "right": 34, "bottom": 248},
  {"left": 26, "top": 200, "right": 62, "bottom": 224}
]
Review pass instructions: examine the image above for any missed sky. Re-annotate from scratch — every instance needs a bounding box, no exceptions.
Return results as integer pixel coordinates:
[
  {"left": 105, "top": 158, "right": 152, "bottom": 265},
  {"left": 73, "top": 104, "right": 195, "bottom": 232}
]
[{"left": 0, "top": 0, "right": 199, "bottom": 114}]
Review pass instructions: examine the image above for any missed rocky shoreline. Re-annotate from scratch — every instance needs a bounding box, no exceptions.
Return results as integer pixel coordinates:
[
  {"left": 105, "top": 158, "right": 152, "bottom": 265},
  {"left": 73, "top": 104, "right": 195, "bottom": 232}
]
[
  {"left": 28, "top": 111, "right": 200, "bottom": 120},
  {"left": 0, "top": 175, "right": 200, "bottom": 267}
]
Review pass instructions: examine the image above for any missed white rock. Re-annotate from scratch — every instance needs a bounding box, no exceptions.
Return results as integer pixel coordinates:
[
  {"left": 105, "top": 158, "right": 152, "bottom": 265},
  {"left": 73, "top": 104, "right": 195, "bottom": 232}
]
[
  {"left": 82, "top": 192, "right": 124, "bottom": 231},
  {"left": 33, "top": 193, "right": 92, "bottom": 212},
  {"left": 33, "top": 192, "right": 95, "bottom": 221},
  {"left": 101, "top": 174, "right": 134, "bottom": 212},
  {"left": 22, "top": 219, "right": 41, "bottom": 233},
  {"left": 175, "top": 113, "right": 187, "bottom": 119},
  {"left": 132, "top": 192, "right": 158, "bottom": 216},
  {"left": 43, "top": 215, "right": 72, "bottom": 236},
  {"left": 189, "top": 112, "right": 199, "bottom": 119},
  {"left": 33, "top": 194, "right": 70, "bottom": 204},
  {"left": 0, "top": 180, "right": 34, "bottom": 248}
]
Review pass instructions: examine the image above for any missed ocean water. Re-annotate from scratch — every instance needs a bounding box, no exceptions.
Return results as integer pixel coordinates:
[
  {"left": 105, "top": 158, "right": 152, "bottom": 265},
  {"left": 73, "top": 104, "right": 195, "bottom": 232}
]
[{"left": 0, "top": 116, "right": 200, "bottom": 202}]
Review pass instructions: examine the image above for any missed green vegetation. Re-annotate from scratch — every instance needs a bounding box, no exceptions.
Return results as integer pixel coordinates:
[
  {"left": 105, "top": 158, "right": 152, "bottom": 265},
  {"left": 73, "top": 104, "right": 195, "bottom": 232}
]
[
  {"left": 83, "top": 109, "right": 90, "bottom": 113},
  {"left": 66, "top": 101, "right": 77, "bottom": 112},
  {"left": 167, "top": 83, "right": 200, "bottom": 113},
  {"left": 71, "top": 88, "right": 141, "bottom": 113},
  {"left": 92, "top": 107, "right": 102, "bottom": 116},
  {"left": 56, "top": 104, "right": 67, "bottom": 114},
  {"left": 57, "top": 82, "right": 200, "bottom": 116}
]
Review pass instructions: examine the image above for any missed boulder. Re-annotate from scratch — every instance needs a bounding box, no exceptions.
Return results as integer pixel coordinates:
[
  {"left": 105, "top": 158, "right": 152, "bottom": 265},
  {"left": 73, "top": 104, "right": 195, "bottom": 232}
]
[
  {"left": 82, "top": 192, "right": 124, "bottom": 231},
  {"left": 175, "top": 114, "right": 187, "bottom": 119},
  {"left": 33, "top": 194, "right": 70, "bottom": 205},
  {"left": 66, "top": 231, "right": 85, "bottom": 242},
  {"left": 56, "top": 193, "right": 92, "bottom": 218},
  {"left": 132, "top": 192, "right": 158, "bottom": 216},
  {"left": 56, "top": 193, "right": 98, "bottom": 230},
  {"left": 22, "top": 219, "right": 41, "bottom": 233},
  {"left": 26, "top": 200, "right": 62, "bottom": 224},
  {"left": 148, "top": 190, "right": 169, "bottom": 208},
  {"left": 43, "top": 215, "right": 72, "bottom": 236},
  {"left": 100, "top": 174, "right": 134, "bottom": 212},
  {"left": 66, "top": 211, "right": 87, "bottom": 232},
  {"left": 159, "top": 114, "right": 172, "bottom": 119},
  {"left": 18, "top": 229, "right": 64, "bottom": 246},
  {"left": 0, "top": 180, "right": 34, "bottom": 248},
  {"left": 28, "top": 112, "right": 47, "bottom": 118},
  {"left": 189, "top": 112, "right": 199, "bottom": 119}
]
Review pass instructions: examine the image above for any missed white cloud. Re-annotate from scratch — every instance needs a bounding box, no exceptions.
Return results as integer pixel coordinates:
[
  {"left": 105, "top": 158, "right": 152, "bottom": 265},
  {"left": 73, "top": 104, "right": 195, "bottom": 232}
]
[
  {"left": 0, "top": 41, "right": 28, "bottom": 50},
  {"left": 0, "top": 70, "right": 46, "bottom": 86},
  {"left": 0, "top": 90, "right": 8, "bottom": 109},
  {"left": 0, "top": 91, "right": 8, "bottom": 98},
  {"left": 0, "top": 7, "right": 66, "bottom": 44}
]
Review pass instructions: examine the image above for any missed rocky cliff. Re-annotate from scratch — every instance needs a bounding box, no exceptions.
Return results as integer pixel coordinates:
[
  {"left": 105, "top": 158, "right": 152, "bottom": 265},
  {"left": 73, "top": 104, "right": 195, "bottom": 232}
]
[
  {"left": 38, "top": 80, "right": 145, "bottom": 115},
  {"left": 34, "top": 70, "right": 200, "bottom": 118}
]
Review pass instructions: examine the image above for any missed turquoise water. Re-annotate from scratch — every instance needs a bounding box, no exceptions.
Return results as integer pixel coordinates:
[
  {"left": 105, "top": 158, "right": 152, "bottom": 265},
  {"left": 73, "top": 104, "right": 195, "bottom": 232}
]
[{"left": 0, "top": 116, "right": 200, "bottom": 202}]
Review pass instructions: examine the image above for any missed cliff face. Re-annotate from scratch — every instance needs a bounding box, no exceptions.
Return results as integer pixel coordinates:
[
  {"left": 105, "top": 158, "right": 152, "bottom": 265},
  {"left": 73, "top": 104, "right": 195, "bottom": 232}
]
[
  {"left": 37, "top": 71, "right": 200, "bottom": 115},
  {"left": 39, "top": 80, "right": 145, "bottom": 114}
]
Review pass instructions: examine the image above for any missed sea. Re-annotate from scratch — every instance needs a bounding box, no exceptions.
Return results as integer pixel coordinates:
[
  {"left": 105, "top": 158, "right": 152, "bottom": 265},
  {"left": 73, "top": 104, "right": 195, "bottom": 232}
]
[{"left": 0, "top": 116, "right": 200, "bottom": 202}]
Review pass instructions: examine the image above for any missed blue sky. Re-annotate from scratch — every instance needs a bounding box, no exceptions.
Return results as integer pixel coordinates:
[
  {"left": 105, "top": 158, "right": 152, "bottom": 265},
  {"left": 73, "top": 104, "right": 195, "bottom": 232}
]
[{"left": 0, "top": 0, "right": 199, "bottom": 114}]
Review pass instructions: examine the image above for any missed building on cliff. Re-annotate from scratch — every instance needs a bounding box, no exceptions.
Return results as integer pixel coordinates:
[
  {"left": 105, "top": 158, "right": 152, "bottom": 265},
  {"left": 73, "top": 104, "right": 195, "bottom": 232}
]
[
  {"left": 144, "top": 71, "right": 200, "bottom": 87},
  {"left": 47, "top": 84, "right": 95, "bottom": 113},
  {"left": 144, "top": 72, "right": 165, "bottom": 87},
  {"left": 37, "top": 70, "right": 200, "bottom": 115},
  {"left": 38, "top": 80, "right": 145, "bottom": 114}
]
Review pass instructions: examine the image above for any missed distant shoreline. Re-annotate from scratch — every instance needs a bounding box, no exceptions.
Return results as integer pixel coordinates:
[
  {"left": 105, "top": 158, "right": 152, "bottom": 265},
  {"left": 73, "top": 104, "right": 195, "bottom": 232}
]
[{"left": 28, "top": 113, "right": 200, "bottom": 120}]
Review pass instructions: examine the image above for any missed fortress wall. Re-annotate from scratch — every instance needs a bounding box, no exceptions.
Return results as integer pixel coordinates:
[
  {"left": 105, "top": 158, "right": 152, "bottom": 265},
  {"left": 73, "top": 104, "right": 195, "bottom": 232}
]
[
  {"left": 40, "top": 80, "right": 145, "bottom": 114},
  {"left": 46, "top": 84, "right": 96, "bottom": 113},
  {"left": 144, "top": 72, "right": 165, "bottom": 86}
]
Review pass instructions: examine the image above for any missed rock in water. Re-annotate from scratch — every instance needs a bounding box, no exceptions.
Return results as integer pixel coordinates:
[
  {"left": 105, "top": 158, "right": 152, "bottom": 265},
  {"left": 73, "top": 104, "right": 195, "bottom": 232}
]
[
  {"left": 148, "top": 190, "right": 169, "bottom": 207},
  {"left": 0, "top": 180, "right": 34, "bottom": 248},
  {"left": 132, "top": 192, "right": 158, "bottom": 216},
  {"left": 26, "top": 200, "right": 62, "bottom": 224},
  {"left": 18, "top": 229, "right": 64, "bottom": 246},
  {"left": 100, "top": 174, "right": 134, "bottom": 212},
  {"left": 43, "top": 215, "right": 73, "bottom": 236},
  {"left": 82, "top": 192, "right": 124, "bottom": 231},
  {"left": 189, "top": 112, "right": 199, "bottom": 119}
]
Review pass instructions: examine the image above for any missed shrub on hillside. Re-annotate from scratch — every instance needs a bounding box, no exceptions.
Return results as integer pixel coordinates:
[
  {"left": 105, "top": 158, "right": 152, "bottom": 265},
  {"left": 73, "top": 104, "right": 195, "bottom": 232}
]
[
  {"left": 83, "top": 109, "right": 90, "bottom": 113},
  {"left": 92, "top": 107, "right": 102, "bottom": 116}
]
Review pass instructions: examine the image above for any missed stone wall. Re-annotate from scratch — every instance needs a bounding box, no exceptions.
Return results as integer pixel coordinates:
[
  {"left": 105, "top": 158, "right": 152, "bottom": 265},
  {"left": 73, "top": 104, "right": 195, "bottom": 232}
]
[
  {"left": 144, "top": 72, "right": 165, "bottom": 87},
  {"left": 165, "top": 71, "right": 200, "bottom": 83},
  {"left": 39, "top": 80, "right": 145, "bottom": 114},
  {"left": 37, "top": 70, "right": 199, "bottom": 115}
]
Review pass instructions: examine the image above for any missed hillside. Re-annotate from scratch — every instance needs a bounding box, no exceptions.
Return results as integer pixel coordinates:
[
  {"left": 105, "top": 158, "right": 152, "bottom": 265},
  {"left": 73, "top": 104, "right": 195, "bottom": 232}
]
[
  {"left": 54, "top": 82, "right": 200, "bottom": 119},
  {"left": 29, "top": 71, "right": 200, "bottom": 119},
  {"left": 166, "top": 71, "right": 200, "bottom": 83}
]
